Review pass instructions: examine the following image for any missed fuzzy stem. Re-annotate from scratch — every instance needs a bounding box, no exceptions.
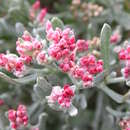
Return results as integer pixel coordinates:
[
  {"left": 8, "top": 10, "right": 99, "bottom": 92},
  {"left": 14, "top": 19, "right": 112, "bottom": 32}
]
[
  {"left": 92, "top": 91, "right": 103, "bottom": 130},
  {"left": 106, "top": 77, "right": 125, "bottom": 84},
  {"left": 106, "top": 106, "right": 130, "bottom": 117}
]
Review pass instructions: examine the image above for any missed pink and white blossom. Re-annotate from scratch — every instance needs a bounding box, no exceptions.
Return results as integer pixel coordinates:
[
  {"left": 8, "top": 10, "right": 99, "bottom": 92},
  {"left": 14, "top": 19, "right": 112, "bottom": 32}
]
[
  {"left": 8, "top": 105, "right": 28, "bottom": 129},
  {"left": 47, "top": 84, "right": 75, "bottom": 108}
]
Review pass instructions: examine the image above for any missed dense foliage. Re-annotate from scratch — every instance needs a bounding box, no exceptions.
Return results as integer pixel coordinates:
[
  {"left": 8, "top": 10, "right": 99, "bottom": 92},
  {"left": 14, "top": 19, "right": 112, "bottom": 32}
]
[{"left": 0, "top": 0, "right": 130, "bottom": 130}]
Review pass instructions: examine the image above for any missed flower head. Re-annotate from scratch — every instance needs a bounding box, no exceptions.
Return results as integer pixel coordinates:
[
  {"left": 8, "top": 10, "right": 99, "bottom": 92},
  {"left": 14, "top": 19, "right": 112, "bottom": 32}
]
[
  {"left": 47, "top": 84, "right": 75, "bottom": 108},
  {"left": 0, "top": 53, "right": 26, "bottom": 77},
  {"left": 8, "top": 105, "right": 28, "bottom": 129},
  {"left": 119, "top": 44, "right": 130, "bottom": 80},
  {"left": 46, "top": 21, "right": 76, "bottom": 61},
  {"left": 16, "top": 31, "right": 47, "bottom": 65},
  {"left": 72, "top": 55, "right": 103, "bottom": 87}
]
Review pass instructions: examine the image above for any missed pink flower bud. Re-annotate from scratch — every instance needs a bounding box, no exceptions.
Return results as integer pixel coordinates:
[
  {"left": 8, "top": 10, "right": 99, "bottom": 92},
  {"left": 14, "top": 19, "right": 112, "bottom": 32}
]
[
  {"left": 32, "top": 0, "right": 40, "bottom": 10},
  {"left": 110, "top": 32, "right": 121, "bottom": 44},
  {"left": 38, "top": 8, "right": 47, "bottom": 23},
  {"left": 0, "top": 99, "right": 4, "bottom": 106}
]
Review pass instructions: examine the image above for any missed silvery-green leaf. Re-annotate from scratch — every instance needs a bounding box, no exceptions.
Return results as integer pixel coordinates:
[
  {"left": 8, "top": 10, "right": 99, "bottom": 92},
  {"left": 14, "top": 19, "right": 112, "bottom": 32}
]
[
  {"left": 28, "top": 103, "right": 44, "bottom": 124},
  {"left": 123, "top": 90, "right": 130, "bottom": 101},
  {"left": 126, "top": 80, "right": 130, "bottom": 87},
  {"left": 51, "top": 17, "right": 64, "bottom": 29},
  {"left": 100, "top": 23, "right": 112, "bottom": 70},
  {"left": 36, "top": 76, "right": 52, "bottom": 94},
  {"left": 38, "top": 113, "right": 48, "bottom": 130},
  {"left": 80, "top": 95, "right": 87, "bottom": 109},
  {"left": 75, "top": 94, "right": 87, "bottom": 109},
  {"left": 100, "top": 114, "right": 118, "bottom": 130},
  {"left": 68, "top": 104, "right": 78, "bottom": 116},
  {"left": 0, "top": 72, "right": 37, "bottom": 85},
  {"left": 98, "top": 83, "right": 123, "bottom": 103},
  {"left": 33, "top": 84, "right": 45, "bottom": 99},
  {"left": 106, "top": 106, "right": 130, "bottom": 117},
  {"left": 15, "top": 22, "right": 25, "bottom": 36},
  {"left": 0, "top": 18, "right": 16, "bottom": 37},
  {"left": 14, "top": 74, "right": 37, "bottom": 84}
]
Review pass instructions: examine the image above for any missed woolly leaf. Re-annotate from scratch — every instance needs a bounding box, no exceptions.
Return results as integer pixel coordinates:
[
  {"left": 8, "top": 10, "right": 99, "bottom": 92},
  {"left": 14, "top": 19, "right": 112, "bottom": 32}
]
[
  {"left": 33, "top": 76, "right": 52, "bottom": 98},
  {"left": 68, "top": 104, "right": 78, "bottom": 116},
  {"left": 28, "top": 103, "right": 44, "bottom": 124},
  {"left": 14, "top": 74, "right": 37, "bottom": 84},
  {"left": 126, "top": 80, "right": 130, "bottom": 87},
  {"left": 100, "top": 23, "right": 111, "bottom": 70},
  {"left": 75, "top": 94, "right": 87, "bottom": 109},
  {"left": 38, "top": 113, "right": 48, "bottom": 130},
  {"left": 34, "top": 84, "right": 45, "bottom": 99},
  {"left": 106, "top": 106, "right": 130, "bottom": 117},
  {"left": 51, "top": 17, "right": 64, "bottom": 29},
  {"left": 15, "top": 22, "right": 25, "bottom": 36},
  {"left": 98, "top": 83, "right": 123, "bottom": 103},
  {"left": 0, "top": 72, "right": 36, "bottom": 85}
]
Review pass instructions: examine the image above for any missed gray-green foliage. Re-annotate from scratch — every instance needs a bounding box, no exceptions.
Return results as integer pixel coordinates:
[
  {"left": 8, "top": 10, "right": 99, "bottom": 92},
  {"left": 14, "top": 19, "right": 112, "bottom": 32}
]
[{"left": 0, "top": 0, "right": 130, "bottom": 130}]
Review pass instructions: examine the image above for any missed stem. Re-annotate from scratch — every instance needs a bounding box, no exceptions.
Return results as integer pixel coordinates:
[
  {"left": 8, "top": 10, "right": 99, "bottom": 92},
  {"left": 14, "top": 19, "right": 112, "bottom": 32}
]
[
  {"left": 106, "top": 106, "right": 130, "bottom": 117},
  {"left": 92, "top": 92, "right": 103, "bottom": 130},
  {"left": 106, "top": 77, "right": 125, "bottom": 84},
  {"left": 0, "top": 114, "right": 4, "bottom": 129},
  {"left": 98, "top": 82, "right": 123, "bottom": 103},
  {"left": 14, "top": 74, "right": 37, "bottom": 84},
  {"left": 98, "top": 82, "right": 130, "bottom": 104},
  {"left": 0, "top": 72, "right": 21, "bottom": 85}
]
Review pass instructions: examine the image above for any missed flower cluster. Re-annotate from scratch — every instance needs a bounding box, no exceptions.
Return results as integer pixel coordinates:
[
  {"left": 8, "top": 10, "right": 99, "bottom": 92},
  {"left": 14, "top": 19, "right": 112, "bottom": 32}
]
[
  {"left": 46, "top": 20, "right": 104, "bottom": 87},
  {"left": 70, "top": 0, "right": 103, "bottom": 23},
  {"left": 76, "top": 39, "right": 89, "bottom": 52},
  {"left": 119, "top": 118, "right": 130, "bottom": 130},
  {"left": 46, "top": 20, "right": 76, "bottom": 72},
  {"left": 0, "top": 18, "right": 104, "bottom": 89},
  {"left": 118, "top": 44, "right": 130, "bottom": 80},
  {"left": 47, "top": 84, "right": 75, "bottom": 108},
  {"left": 30, "top": 0, "right": 47, "bottom": 23},
  {"left": 16, "top": 31, "right": 47, "bottom": 65},
  {"left": 72, "top": 55, "right": 103, "bottom": 87},
  {"left": 8, "top": 105, "right": 28, "bottom": 130},
  {"left": 0, "top": 53, "right": 26, "bottom": 77}
]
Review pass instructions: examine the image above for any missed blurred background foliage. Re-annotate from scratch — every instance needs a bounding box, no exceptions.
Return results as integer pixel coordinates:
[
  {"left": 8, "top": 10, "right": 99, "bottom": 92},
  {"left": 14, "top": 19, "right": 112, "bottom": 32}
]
[{"left": 0, "top": 0, "right": 130, "bottom": 130}]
